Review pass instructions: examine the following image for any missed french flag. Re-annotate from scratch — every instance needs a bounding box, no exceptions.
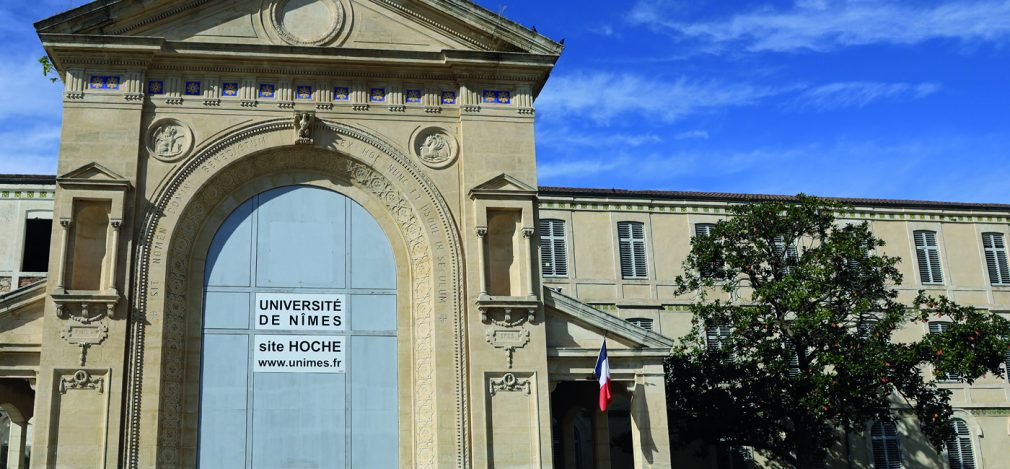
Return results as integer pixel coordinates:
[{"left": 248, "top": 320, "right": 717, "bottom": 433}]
[{"left": 594, "top": 339, "right": 612, "bottom": 412}]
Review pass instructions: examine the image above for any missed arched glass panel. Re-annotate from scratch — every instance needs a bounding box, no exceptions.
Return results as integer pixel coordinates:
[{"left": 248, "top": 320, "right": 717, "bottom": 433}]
[{"left": 199, "top": 186, "right": 397, "bottom": 468}]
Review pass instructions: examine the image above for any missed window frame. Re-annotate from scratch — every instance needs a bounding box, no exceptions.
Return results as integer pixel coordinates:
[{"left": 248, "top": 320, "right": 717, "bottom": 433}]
[
  {"left": 627, "top": 317, "right": 654, "bottom": 331},
  {"left": 928, "top": 321, "right": 962, "bottom": 383},
  {"left": 538, "top": 218, "right": 569, "bottom": 278},
  {"left": 913, "top": 230, "right": 945, "bottom": 285},
  {"left": 706, "top": 323, "right": 732, "bottom": 352},
  {"left": 617, "top": 221, "right": 649, "bottom": 279},
  {"left": 943, "top": 418, "right": 977, "bottom": 469},
  {"left": 981, "top": 232, "right": 1010, "bottom": 285},
  {"left": 868, "top": 420, "right": 904, "bottom": 469},
  {"left": 694, "top": 223, "right": 723, "bottom": 279}
]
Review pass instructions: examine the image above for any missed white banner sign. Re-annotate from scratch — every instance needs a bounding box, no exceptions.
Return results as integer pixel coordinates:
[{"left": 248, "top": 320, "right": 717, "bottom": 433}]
[
  {"left": 254, "top": 335, "right": 345, "bottom": 373},
  {"left": 255, "top": 292, "right": 346, "bottom": 331}
]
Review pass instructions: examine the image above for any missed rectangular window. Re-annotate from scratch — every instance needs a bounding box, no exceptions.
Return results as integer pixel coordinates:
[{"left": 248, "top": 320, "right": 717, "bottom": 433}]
[
  {"left": 982, "top": 232, "right": 1010, "bottom": 285},
  {"left": 627, "top": 317, "right": 654, "bottom": 331},
  {"left": 706, "top": 324, "right": 732, "bottom": 351},
  {"left": 870, "top": 420, "right": 903, "bottom": 469},
  {"left": 929, "top": 321, "right": 961, "bottom": 382},
  {"left": 618, "top": 221, "right": 647, "bottom": 279},
  {"left": 914, "top": 230, "right": 944, "bottom": 284},
  {"left": 695, "top": 223, "right": 721, "bottom": 279},
  {"left": 773, "top": 236, "right": 799, "bottom": 274},
  {"left": 538, "top": 219, "right": 568, "bottom": 277},
  {"left": 22, "top": 218, "right": 52, "bottom": 272}
]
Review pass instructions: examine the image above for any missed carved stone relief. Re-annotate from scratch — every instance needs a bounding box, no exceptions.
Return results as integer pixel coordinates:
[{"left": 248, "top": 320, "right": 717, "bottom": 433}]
[
  {"left": 489, "top": 372, "right": 531, "bottom": 396},
  {"left": 146, "top": 118, "right": 194, "bottom": 163},
  {"left": 59, "top": 369, "right": 104, "bottom": 394},
  {"left": 262, "top": 0, "right": 348, "bottom": 46},
  {"left": 411, "top": 126, "right": 459, "bottom": 169},
  {"left": 479, "top": 299, "right": 538, "bottom": 369},
  {"left": 293, "top": 111, "right": 315, "bottom": 144}
]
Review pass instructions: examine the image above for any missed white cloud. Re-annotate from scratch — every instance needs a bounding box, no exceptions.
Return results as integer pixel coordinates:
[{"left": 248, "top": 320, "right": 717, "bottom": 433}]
[
  {"left": 790, "top": 81, "right": 940, "bottom": 111},
  {"left": 674, "top": 130, "right": 709, "bottom": 140},
  {"left": 628, "top": 0, "right": 1010, "bottom": 53},
  {"left": 536, "top": 71, "right": 788, "bottom": 124},
  {"left": 538, "top": 125, "right": 662, "bottom": 148},
  {"left": 0, "top": 125, "right": 61, "bottom": 174}
]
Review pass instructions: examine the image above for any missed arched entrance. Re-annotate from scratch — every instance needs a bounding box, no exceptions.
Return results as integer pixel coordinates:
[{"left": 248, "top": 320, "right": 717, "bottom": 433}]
[
  {"left": 197, "top": 186, "right": 397, "bottom": 468},
  {"left": 124, "top": 119, "right": 468, "bottom": 468}
]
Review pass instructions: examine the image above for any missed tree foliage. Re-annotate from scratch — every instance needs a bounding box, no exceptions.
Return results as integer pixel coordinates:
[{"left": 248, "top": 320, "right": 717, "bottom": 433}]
[
  {"left": 666, "top": 195, "right": 1010, "bottom": 468},
  {"left": 39, "top": 56, "right": 59, "bottom": 83}
]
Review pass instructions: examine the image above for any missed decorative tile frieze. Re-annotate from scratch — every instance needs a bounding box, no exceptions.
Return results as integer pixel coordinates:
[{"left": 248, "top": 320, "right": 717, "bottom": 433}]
[
  {"left": 184, "top": 81, "right": 201, "bottom": 96},
  {"left": 295, "top": 85, "right": 313, "bottom": 100},
  {"left": 258, "top": 83, "right": 276, "bottom": 99},
  {"left": 481, "top": 89, "right": 511, "bottom": 104},
  {"left": 369, "top": 88, "right": 386, "bottom": 102},
  {"left": 147, "top": 80, "right": 165, "bottom": 95},
  {"left": 0, "top": 190, "right": 53, "bottom": 199},
  {"left": 440, "top": 90, "right": 457, "bottom": 105},
  {"left": 221, "top": 82, "right": 239, "bottom": 97},
  {"left": 89, "top": 76, "right": 121, "bottom": 90}
]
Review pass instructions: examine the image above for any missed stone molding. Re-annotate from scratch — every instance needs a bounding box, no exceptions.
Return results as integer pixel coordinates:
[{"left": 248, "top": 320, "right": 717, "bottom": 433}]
[{"left": 126, "top": 118, "right": 468, "bottom": 468}]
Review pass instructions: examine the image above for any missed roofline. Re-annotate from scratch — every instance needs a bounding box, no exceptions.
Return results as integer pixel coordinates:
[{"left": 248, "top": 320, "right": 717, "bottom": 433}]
[
  {"left": 538, "top": 186, "right": 1010, "bottom": 213},
  {"left": 34, "top": 0, "right": 563, "bottom": 55},
  {"left": 0, "top": 174, "right": 57, "bottom": 185}
]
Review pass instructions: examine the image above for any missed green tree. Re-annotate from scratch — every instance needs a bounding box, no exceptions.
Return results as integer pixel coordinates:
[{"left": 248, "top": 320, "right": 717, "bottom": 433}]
[{"left": 666, "top": 195, "right": 1010, "bottom": 468}]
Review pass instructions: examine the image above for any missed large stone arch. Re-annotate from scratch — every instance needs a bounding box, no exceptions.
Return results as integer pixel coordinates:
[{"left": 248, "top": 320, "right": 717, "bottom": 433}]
[{"left": 124, "top": 118, "right": 468, "bottom": 468}]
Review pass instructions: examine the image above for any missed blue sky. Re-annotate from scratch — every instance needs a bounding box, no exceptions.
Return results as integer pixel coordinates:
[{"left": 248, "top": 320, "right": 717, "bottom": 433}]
[{"left": 2, "top": 1, "right": 1009, "bottom": 203}]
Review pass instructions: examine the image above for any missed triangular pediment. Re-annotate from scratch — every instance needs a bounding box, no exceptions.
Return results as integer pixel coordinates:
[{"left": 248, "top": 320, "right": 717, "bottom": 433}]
[
  {"left": 543, "top": 288, "right": 675, "bottom": 353},
  {"left": 470, "top": 173, "right": 538, "bottom": 198},
  {"left": 35, "top": 0, "right": 563, "bottom": 55},
  {"left": 57, "top": 163, "right": 131, "bottom": 190}
]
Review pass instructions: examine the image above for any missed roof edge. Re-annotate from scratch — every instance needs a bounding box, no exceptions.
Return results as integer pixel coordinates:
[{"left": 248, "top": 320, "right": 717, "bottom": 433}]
[
  {"left": 0, "top": 174, "right": 57, "bottom": 185},
  {"left": 538, "top": 186, "right": 1010, "bottom": 212}
]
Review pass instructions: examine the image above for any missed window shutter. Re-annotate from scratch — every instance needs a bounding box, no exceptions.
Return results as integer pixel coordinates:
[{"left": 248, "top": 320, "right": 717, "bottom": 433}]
[
  {"left": 870, "top": 421, "right": 902, "bottom": 469},
  {"left": 706, "top": 324, "right": 731, "bottom": 351},
  {"left": 773, "top": 236, "right": 799, "bottom": 274},
  {"left": 929, "top": 322, "right": 960, "bottom": 381},
  {"left": 618, "top": 222, "right": 647, "bottom": 278},
  {"left": 539, "top": 219, "right": 568, "bottom": 277},
  {"left": 982, "top": 233, "right": 1009, "bottom": 285},
  {"left": 627, "top": 318, "right": 653, "bottom": 331},
  {"left": 1005, "top": 344, "right": 1010, "bottom": 383},
  {"left": 783, "top": 338, "right": 801, "bottom": 378},
  {"left": 695, "top": 223, "right": 719, "bottom": 278},
  {"left": 945, "top": 419, "right": 975, "bottom": 469},
  {"left": 914, "top": 231, "right": 943, "bottom": 284}
]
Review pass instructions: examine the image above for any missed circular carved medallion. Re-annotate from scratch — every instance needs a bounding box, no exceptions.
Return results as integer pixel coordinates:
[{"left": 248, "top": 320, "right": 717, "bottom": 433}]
[
  {"left": 266, "top": 0, "right": 346, "bottom": 46},
  {"left": 146, "top": 119, "right": 194, "bottom": 163},
  {"left": 411, "top": 127, "right": 458, "bottom": 169}
]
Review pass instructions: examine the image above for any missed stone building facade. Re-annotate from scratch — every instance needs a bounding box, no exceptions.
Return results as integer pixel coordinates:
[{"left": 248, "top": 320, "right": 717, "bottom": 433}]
[{"left": 0, "top": 1, "right": 1007, "bottom": 468}]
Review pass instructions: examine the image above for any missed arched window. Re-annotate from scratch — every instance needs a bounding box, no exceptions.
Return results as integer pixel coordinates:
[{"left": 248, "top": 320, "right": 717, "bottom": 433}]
[
  {"left": 869, "top": 420, "right": 902, "bottom": 468},
  {"left": 944, "top": 419, "right": 976, "bottom": 469}
]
